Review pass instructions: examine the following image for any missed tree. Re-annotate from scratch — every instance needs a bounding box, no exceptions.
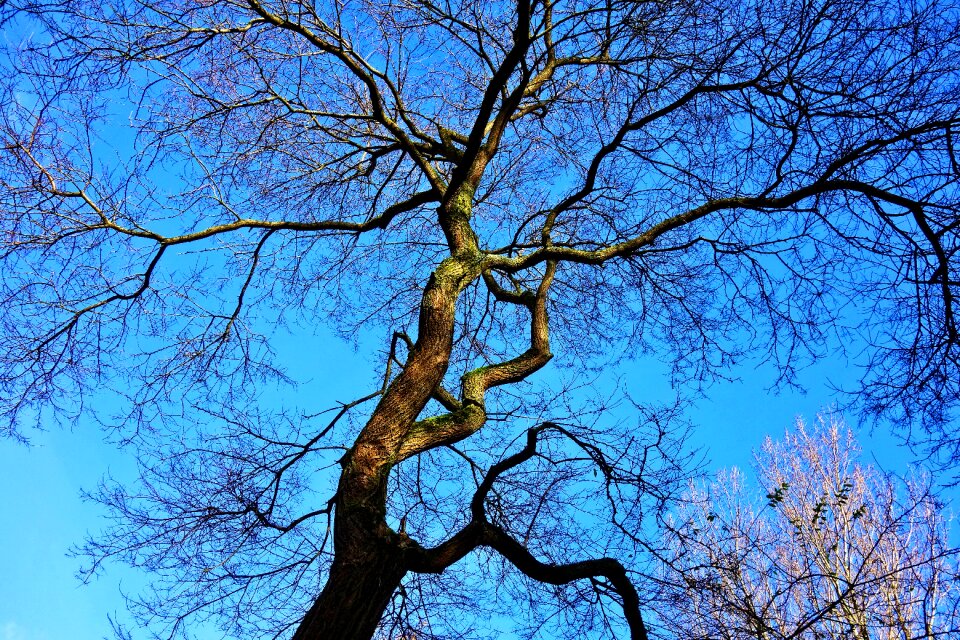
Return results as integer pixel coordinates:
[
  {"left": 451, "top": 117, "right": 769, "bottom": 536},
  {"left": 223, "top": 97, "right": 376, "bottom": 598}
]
[
  {"left": 661, "top": 413, "right": 960, "bottom": 640},
  {"left": 1, "top": 0, "right": 959, "bottom": 638}
]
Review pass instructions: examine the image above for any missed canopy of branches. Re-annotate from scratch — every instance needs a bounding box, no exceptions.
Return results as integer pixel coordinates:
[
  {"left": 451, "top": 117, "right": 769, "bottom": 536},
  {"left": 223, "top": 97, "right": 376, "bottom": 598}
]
[{"left": 1, "top": 0, "right": 959, "bottom": 638}]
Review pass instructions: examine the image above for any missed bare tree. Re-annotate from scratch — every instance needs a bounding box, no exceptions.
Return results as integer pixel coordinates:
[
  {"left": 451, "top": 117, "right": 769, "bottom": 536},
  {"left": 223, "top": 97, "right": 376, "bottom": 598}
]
[
  {"left": 1, "top": 0, "right": 960, "bottom": 638},
  {"left": 661, "top": 413, "right": 960, "bottom": 639}
]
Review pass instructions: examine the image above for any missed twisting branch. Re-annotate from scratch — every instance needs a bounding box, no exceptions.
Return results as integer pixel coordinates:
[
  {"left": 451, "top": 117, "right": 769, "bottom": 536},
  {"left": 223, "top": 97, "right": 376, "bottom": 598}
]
[
  {"left": 409, "top": 421, "right": 650, "bottom": 640},
  {"left": 389, "top": 331, "right": 462, "bottom": 412},
  {"left": 481, "top": 524, "right": 649, "bottom": 640},
  {"left": 396, "top": 261, "right": 556, "bottom": 461},
  {"left": 4, "top": 0, "right": 960, "bottom": 636}
]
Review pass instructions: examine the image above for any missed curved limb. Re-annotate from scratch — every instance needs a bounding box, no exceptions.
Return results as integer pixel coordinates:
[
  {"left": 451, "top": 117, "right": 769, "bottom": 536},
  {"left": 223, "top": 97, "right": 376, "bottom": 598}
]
[
  {"left": 395, "top": 261, "right": 556, "bottom": 461},
  {"left": 408, "top": 421, "right": 650, "bottom": 640}
]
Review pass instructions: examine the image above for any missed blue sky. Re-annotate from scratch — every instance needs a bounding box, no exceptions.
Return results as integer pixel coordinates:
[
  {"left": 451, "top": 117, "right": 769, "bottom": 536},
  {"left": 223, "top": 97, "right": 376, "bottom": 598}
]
[{"left": 1, "top": 427, "right": 136, "bottom": 640}]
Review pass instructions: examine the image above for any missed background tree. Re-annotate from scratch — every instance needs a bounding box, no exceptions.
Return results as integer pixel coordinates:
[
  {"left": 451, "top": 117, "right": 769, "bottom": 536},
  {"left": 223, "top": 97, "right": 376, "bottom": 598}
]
[
  {"left": 1, "top": 0, "right": 960, "bottom": 638},
  {"left": 661, "top": 413, "right": 960, "bottom": 640}
]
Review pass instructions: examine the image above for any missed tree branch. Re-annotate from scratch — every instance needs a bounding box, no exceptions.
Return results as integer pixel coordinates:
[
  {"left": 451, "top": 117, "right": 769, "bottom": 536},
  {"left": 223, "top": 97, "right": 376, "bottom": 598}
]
[{"left": 411, "top": 421, "right": 650, "bottom": 640}]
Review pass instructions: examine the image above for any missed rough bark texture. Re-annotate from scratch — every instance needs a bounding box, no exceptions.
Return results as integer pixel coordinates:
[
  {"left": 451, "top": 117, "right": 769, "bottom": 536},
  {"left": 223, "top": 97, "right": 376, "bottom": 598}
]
[
  {"left": 292, "top": 545, "right": 406, "bottom": 640},
  {"left": 293, "top": 224, "right": 481, "bottom": 637}
]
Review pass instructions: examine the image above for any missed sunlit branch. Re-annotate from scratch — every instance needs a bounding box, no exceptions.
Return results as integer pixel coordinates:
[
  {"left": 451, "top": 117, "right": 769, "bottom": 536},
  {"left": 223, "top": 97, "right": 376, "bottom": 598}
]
[
  {"left": 242, "top": 0, "right": 448, "bottom": 192},
  {"left": 390, "top": 331, "right": 462, "bottom": 412},
  {"left": 396, "top": 262, "right": 555, "bottom": 460}
]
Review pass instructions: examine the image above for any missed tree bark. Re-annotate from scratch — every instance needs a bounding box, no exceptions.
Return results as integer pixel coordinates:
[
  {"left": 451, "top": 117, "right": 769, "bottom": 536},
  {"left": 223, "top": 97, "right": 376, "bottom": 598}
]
[
  {"left": 291, "top": 542, "right": 407, "bottom": 640},
  {"left": 290, "top": 248, "right": 477, "bottom": 639}
]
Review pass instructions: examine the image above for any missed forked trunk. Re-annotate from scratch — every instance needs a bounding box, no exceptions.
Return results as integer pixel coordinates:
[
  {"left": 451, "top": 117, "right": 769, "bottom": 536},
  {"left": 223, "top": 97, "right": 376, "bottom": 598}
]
[{"left": 292, "top": 547, "right": 406, "bottom": 640}]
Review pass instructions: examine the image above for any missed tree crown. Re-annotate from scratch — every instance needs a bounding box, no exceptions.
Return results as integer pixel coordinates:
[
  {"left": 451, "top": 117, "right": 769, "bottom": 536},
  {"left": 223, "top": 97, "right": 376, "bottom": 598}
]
[{"left": 2, "top": 0, "right": 960, "bottom": 637}]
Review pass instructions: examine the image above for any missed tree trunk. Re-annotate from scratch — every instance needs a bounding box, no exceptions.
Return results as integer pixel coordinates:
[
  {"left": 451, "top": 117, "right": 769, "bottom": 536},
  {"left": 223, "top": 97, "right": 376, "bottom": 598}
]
[
  {"left": 292, "top": 250, "right": 478, "bottom": 639},
  {"left": 291, "top": 545, "right": 406, "bottom": 640}
]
